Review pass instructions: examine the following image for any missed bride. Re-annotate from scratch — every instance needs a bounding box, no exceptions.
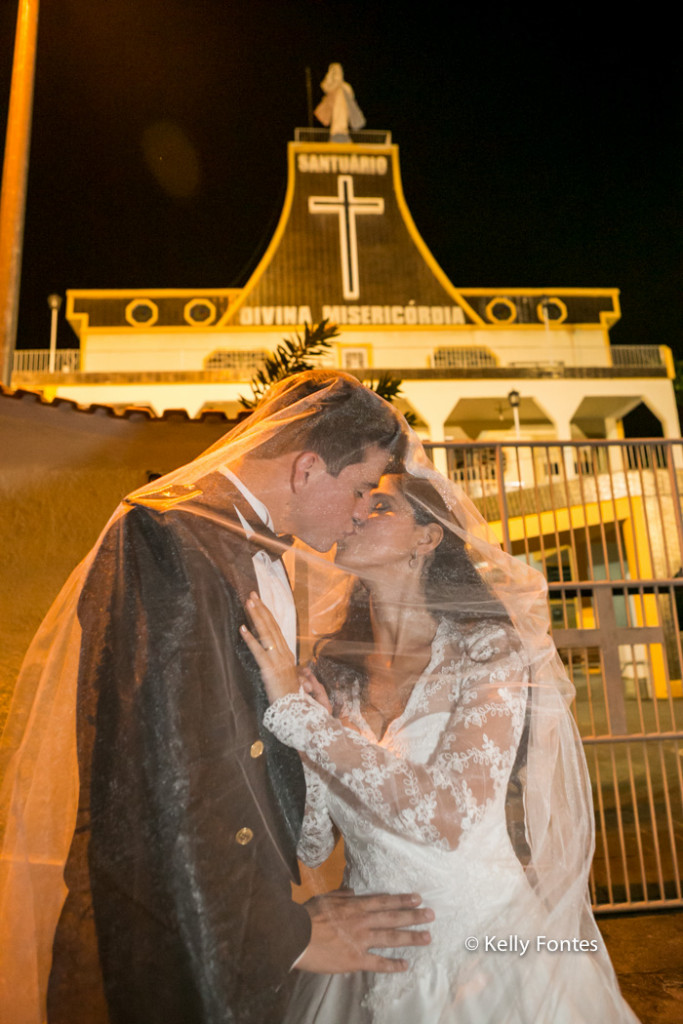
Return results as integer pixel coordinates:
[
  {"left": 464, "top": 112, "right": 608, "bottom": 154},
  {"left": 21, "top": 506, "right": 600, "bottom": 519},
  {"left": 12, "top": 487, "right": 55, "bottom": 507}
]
[{"left": 243, "top": 467, "right": 639, "bottom": 1023}]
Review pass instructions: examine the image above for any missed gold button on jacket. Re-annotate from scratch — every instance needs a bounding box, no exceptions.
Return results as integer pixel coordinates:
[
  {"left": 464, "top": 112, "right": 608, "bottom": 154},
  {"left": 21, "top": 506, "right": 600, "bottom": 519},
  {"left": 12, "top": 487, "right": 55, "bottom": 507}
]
[
  {"left": 235, "top": 827, "right": 254, "bottom": 846},
  {"left": 250, "top": 740, "right": 264, "bottom": 758}
]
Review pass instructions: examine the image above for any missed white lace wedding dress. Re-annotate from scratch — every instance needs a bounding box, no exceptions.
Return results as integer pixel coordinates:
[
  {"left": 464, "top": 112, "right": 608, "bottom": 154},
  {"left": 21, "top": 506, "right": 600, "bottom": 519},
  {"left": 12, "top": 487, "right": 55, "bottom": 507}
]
[{"left": 264, "top": 619, "right": 639, "bottom": 1023}]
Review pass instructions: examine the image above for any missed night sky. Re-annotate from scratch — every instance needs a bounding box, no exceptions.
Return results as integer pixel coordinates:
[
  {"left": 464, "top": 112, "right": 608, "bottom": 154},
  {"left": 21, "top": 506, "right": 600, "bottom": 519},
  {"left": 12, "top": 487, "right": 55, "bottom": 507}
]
[{"left": 1, "top": 1, "right": 680, "bottom": 356}]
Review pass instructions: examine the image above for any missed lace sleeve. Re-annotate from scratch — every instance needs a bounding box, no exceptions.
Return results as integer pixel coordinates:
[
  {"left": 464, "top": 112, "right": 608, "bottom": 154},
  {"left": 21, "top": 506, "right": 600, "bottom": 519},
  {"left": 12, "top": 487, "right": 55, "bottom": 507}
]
[
  {"left": 297, "top": 760, "right": 338, "bottom": 867},
  {"left": 263, "top": 625, "right": 528, "bottom": 851}
]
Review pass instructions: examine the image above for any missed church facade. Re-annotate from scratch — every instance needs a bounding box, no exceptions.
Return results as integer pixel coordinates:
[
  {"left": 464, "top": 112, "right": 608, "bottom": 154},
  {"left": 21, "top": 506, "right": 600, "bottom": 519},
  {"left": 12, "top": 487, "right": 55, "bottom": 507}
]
[{"left": 12, "top": 129, "right": 679, "bottom": 455}]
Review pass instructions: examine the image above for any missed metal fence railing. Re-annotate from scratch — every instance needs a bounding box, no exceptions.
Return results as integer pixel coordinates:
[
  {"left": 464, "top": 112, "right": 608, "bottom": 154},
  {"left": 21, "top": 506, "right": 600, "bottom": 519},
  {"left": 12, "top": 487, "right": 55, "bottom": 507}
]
[
  {"left": 10, "top": 344, "right": 667, "bottom": 378},
  {"left": 425, "top": 439, "right": 683, "bottom": 913},
  {"left": 610, "top": 345, "right": 666, "bottom": 368},
  {"left": 432, "top": 347, "right": 498, "bottom": 369},
  {"left": 204, "top": 349, "right": 268, "bottom": 371},
  {"left": 12, "top": 349, "right": 80, "bottom": 373}
]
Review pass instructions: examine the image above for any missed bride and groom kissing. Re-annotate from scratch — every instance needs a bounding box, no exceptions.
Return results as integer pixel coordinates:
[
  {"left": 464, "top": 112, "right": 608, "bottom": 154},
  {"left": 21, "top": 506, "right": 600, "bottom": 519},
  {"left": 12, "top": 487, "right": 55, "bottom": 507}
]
[{"left": 10, "top": 369, "right": 636, "bottom": 1023}]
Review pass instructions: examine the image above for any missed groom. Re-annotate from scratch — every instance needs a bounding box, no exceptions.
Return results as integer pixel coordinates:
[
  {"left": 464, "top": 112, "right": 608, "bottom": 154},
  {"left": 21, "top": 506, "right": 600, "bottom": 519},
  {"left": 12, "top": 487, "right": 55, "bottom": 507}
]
[{"left": 48, "top": 371, "right": 432, "bottom": 1024}]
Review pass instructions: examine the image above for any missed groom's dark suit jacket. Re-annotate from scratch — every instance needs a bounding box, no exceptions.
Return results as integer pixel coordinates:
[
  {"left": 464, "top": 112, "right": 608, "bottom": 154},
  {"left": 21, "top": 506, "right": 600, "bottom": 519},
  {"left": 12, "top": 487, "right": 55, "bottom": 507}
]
[{"left": 48, "top": 477, "right": 310, "bottom": 1024}]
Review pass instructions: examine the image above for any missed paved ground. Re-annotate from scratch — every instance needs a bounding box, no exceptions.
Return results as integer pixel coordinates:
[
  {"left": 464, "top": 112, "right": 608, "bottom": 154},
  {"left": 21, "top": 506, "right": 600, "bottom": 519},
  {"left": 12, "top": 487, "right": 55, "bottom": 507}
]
[{"left": 598, "top": 909, "right": 683, "bottom": 1023}]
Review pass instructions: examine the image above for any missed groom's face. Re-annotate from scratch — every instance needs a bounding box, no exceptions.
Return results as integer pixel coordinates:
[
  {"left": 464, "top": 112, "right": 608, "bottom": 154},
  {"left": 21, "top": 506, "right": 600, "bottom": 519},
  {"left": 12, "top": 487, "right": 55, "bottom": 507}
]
[{"left": 289, "top": 443, "right": 390, "bottom": 552}]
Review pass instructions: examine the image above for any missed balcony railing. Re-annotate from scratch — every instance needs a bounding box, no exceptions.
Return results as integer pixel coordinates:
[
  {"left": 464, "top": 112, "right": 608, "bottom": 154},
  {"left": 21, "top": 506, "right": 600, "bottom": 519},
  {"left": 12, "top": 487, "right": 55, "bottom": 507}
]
[
  {"left": 13, "top": 349, "right": 80, "bottom": 373},
  {"left": 10, "top": 344, "right": 668, "bottom": 379},
  {"left": 610, "top": 345, "right": 665, "bottom": 368},
  {"left": 204, "top": 349, "right": 268, "bottom": 371},
  {"left": 432, "top": 346, "right": 498, "bottom": 369}
]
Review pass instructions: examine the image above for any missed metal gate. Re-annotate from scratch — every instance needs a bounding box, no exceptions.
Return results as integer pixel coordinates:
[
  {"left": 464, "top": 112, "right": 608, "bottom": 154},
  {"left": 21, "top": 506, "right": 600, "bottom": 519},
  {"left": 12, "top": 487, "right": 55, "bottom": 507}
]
[{"left": 426, "top": 439, "right": 683, "bottom": 912}]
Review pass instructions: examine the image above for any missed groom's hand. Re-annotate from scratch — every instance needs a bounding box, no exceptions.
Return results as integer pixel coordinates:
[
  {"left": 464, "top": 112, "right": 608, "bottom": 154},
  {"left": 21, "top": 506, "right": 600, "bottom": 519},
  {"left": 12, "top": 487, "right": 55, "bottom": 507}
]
[{"left": 296, "top": 889, "right": 433, "bottom": 974}]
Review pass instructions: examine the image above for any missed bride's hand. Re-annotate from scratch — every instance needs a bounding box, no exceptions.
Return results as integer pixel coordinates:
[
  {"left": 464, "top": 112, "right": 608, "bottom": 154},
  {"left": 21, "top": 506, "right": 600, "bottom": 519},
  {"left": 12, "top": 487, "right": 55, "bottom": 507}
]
[{"left": 241, "top": 593, "right": 300, "bottom": 703}]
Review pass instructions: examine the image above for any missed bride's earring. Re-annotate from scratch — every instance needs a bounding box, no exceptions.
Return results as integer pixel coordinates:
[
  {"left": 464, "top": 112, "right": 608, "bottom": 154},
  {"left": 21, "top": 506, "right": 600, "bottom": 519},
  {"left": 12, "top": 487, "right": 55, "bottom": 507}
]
[{"left": 408, "top": 549, "right": 419, "bottom": 569}]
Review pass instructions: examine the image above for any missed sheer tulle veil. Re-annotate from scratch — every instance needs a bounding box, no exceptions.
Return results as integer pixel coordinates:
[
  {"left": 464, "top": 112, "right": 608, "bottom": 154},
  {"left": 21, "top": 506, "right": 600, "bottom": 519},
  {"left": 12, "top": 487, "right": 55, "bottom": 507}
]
[{"left": 0, "top": 369, "right": 617, "bottom": 1021}]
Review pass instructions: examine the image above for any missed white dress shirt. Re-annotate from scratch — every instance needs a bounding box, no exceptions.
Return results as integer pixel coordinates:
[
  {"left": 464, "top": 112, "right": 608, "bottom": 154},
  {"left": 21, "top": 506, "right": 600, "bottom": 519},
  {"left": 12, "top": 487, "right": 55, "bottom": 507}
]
[
  {"left": 221, "top": 469, "right": 306, "bottom": 968},
  {"left": 220, "top": 469, "right": 297, "bottom": 657}
]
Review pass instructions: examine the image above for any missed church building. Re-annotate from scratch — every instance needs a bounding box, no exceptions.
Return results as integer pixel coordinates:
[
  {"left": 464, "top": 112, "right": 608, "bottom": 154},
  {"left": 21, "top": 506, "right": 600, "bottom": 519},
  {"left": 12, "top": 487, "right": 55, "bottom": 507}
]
[{"left": 12, "top": 128, "right": 679, "bottom": 468}]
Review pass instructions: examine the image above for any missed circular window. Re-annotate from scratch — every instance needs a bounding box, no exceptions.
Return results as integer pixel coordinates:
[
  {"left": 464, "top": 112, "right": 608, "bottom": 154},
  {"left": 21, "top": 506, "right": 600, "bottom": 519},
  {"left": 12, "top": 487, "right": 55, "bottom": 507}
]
[
  {"left": 184, "top": 298, "right": 217, "bottom": 326},
  {"left": 537, "top": 298, "right": 568, "bottom": 324},
  {"left": 125, "top": 298, "right": 159, "bottom": 327},
  {"left": 485, "top": 297, "right": 517, "bottom": 324}
]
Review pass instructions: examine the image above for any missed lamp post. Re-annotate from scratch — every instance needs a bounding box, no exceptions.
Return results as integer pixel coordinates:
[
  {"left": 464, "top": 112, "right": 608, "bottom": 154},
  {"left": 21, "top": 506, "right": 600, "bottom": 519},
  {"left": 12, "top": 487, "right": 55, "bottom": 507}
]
[
  {"left": 0, "top": 0, "right": 40, "bottom": 387},
  {"left": 47, "top": 292, "right": 62, "bottom": 372},
  {"left": 507, "top": 389, "right": 521, "bottom": 439}
]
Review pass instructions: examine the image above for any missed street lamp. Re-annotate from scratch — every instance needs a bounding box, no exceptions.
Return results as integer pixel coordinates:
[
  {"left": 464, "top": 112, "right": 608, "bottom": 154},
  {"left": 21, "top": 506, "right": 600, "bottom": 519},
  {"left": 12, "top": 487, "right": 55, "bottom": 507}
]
[
  {"left": 47, "top": 292, "right": 62, "bottom": 372},
  {"left": 0, "top": 0, "right": 40, "bottom": 387},
  {"left": 507, "top": 389, "right": 521, "bottom": 439}
]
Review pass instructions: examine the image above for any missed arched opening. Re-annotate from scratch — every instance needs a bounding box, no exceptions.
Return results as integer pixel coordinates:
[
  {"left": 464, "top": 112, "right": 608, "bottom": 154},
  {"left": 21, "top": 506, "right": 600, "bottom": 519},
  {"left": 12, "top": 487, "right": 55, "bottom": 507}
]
[
  {"left": 622, "top": 402, "right": 664, "bottom": 439},
  {"left": 445, "top": 396, "right": 553, "bottom": 440},
  {"left": 571, "top": 396, "right": 645, "bottom": 439}
]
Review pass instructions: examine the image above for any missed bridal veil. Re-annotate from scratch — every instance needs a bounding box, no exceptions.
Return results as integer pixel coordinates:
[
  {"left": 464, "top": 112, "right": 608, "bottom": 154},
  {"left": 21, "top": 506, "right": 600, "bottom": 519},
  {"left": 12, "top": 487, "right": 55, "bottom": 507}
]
[{"left": 0, "top": 369, "right": 623, "bottom": 1021}]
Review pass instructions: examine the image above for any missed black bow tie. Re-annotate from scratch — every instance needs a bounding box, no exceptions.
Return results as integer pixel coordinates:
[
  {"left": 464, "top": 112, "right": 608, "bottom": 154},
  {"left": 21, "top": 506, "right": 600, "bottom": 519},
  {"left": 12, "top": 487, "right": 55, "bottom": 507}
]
[
  {"left": 225, "top": 489, "right": 294, "bottom": 563},
  {"left": 247, "top": 525, "right": 295, "bottom": 564}
]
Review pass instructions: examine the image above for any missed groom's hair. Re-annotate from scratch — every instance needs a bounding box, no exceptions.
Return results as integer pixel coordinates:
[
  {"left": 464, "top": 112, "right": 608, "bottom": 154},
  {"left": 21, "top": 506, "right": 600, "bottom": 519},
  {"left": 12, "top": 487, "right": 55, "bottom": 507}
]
[{"left": 250, "top": 369, "right": 406, "bottom": 475}]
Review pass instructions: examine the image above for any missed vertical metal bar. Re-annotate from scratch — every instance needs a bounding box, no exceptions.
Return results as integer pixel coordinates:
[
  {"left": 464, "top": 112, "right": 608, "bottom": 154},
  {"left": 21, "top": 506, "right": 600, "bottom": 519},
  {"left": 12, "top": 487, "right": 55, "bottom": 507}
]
[
  {"left": 621, "top": 442, "right": 645, "bottom": 580},
  {"left": 608, "top": 744, "right": 631, "bottom": 903},
  {"left": 528, "top": 443, "right": 547, "bottom": 576},
  {"left": 633, "top": 443, "right": 658, "bottom": 576},
  {"left": 461, "top": 445, "right": 471, "bottom": 501},
  {"left": 644, "top": 618, "right": 664, "bottom": 735},
  {"left": 661, "top": 584, "right": 678, "bottom": 734},
  {"left": 562, "top": 442, "right": 586, "bottom": 626},
  {"left": 666, "top": 441, "right": 683, "bottom": 564},
  {"left": 673, "top": 739, "right": 683, "bottom": 888},
  {"left": 513, "top": 443, "right": 534, "bottom": 565},
  {"left": 495, "top": 444, "right": 511, "bottom": 553},
  {"left": 584, "top": 646, "right": 597, "bottom": 737},
  {"left": 641, "top": 739, "right": 666, "bottom": 899},
  {"left": 575, "top": 444, "right": 597, "bottom": 582},
  {"left": 474, "top": 445, "right": 486, "bottom": 510},
  {"left": 592, "top": 443, "right": 612, "bottom": 582},
  {"left": 545, "top": 443, "right": 570, "bottom": 626},
  {"left": 544, "top": 443, "right": 563, "bottom": 557},
  {"left": 657, "top": 740, "right": 682, "bottom": 900},
  {"left": 605, "top": 440, "right": 629, "bottom": 581},
  {"left": 628, "top": 637, "right": 647, "bottom": 734},
  {"left": 591, "top": 745, "right": 614, "bottom": 907},
  {"left": 625, "top": 744, "right": 648, "bottom": 900},
  {"left": 650, "top": 445, "right": 673, "bottom": 578},
  {"left": 669, "top": 582, "right": 683, "bottom": 734}
]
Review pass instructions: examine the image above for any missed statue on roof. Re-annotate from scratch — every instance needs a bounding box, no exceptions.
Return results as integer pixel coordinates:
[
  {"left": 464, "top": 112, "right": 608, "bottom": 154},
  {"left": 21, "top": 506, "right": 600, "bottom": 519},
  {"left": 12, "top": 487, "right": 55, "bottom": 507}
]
[{"left": 314, "top": 63, "right": 366, "bottom": 142}]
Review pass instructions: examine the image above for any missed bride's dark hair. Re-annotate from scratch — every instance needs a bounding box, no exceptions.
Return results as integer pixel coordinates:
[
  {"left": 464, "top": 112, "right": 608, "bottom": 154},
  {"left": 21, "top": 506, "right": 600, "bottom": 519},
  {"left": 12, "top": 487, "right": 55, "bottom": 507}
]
[
  {"left": 314, "top": 474, "right": 510, "bottom": 696},
  {"left": 401, "top": 475, "right": 510, "bottom": 623}
]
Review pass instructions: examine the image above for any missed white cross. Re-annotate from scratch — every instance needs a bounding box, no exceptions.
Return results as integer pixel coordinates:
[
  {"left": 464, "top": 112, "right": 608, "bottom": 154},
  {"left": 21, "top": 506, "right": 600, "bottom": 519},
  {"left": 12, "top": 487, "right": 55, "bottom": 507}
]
[{"left": 308, "top": 175, "right": 384, "bottom": 300}]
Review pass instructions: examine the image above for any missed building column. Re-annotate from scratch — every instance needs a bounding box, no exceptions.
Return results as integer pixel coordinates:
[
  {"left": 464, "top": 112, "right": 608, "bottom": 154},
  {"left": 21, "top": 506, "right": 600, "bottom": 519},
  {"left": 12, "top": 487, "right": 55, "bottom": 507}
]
[
  {"left": 398, "top": 382, "right": 456, "bottom": 477},
  {"left": 644, "top": 388, "right": 682, "bottom": 440},
  {"left": 532, "top": 383, "right": 588, "bottom": 481}
]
